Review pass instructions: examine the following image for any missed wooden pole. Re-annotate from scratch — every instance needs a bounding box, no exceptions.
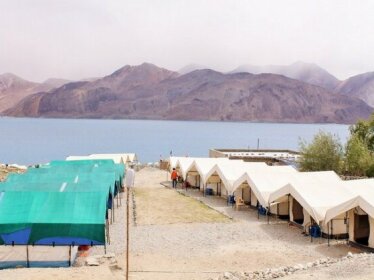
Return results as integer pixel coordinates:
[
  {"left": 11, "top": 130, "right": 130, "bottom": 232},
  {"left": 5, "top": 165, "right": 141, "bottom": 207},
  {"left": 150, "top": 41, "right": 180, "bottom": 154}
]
[
  {"left": 26, "top": 245, "right": 30, "bottom": 268},
  {"left": 113, "top": 198, "right": 115, "bottom": 223},
  {"left": 346, "top": 211, "right": 349, "bottom": 244},
  {"left": 69, "top": 245, "right": 72, "bottom": 267},
  {"left": 126, "top": 186, "right": 130, "bottom": 280},
  {"left": 117, "top": 192, "right": 119, "bottom": 209}
]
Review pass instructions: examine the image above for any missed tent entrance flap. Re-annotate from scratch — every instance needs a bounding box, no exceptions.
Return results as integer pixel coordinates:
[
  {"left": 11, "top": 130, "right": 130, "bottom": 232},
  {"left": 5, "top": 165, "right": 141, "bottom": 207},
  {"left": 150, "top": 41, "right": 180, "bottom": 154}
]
[
  {"left": 292, "top": 199, "right": 304, "bottom": 225},
  {"left": 354, "top": 213, "right": 370, "bottom": 246}
]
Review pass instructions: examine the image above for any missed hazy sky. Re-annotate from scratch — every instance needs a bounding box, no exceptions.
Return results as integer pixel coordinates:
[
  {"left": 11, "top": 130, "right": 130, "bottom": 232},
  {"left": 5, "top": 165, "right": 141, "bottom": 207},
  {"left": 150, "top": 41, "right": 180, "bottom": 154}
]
[{"left": 1, "top": 0, "right": 374, "bottom": 82}]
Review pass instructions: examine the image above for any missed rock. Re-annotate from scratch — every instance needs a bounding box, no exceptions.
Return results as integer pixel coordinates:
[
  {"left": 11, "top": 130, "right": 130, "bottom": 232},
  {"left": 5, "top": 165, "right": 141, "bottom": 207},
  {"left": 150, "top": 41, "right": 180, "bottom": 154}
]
[
  {"left": 86, "top": 257, "right": 100, "bottom": 266},
  {"left": 347, "top": 252, "right": 353, "bottom": 258},
  {"left": 103, "top": 253, "right": 115, "bottom": 258},
  {"left": 223, "top": 272, "right": 232, "bottom": 279}
]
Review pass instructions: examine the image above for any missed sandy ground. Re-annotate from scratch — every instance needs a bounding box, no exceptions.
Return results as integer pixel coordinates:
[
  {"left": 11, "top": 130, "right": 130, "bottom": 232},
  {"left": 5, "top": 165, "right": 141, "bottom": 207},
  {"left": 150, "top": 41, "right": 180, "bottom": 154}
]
[
  {"left": 0, "top": 164, "right": 25, "bottom": 181},
  {"left": 1, "top": 167, "right": 373, "bottom": 280}
]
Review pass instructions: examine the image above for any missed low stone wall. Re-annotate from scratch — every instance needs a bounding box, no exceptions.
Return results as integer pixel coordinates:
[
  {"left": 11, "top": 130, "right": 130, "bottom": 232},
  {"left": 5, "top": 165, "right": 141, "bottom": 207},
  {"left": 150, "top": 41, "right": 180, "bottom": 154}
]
[{"left": 218, "top": 252, "right": 374, "bottom": 280}]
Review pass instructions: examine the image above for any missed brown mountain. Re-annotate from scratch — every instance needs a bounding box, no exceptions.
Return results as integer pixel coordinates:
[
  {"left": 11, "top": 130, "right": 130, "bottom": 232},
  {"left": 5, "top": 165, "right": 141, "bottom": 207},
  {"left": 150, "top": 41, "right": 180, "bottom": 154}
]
[
  {"left": 0, "top": 73, "right": 70, "bottom": 112},
  {"left": 4, "top": 63, "right": 373, "bottom": 123},
  {"left": 0, "top": 73, "right": 39, "bottom": 112},
  {"left": 231, "top": 62, "right": 340, "bottom": 91},
  {"left": 335, "top": 72, "right": 374, "bottom": 107}
]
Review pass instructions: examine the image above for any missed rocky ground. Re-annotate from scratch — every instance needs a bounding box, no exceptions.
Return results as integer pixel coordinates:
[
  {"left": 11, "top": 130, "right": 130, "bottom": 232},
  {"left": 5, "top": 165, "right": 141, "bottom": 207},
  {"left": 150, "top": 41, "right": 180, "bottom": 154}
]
[
  {"left": 219, "top": 252, "right": 374, "bottom": 280},
  {"left": 0, "top": 163, "right": 26, "bottom": 181}
]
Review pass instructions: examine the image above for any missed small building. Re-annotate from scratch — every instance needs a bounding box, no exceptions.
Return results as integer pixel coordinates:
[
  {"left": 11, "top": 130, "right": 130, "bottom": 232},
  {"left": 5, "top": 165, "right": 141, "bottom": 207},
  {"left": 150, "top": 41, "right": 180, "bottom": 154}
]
[{"left": 209, "top": 148, "right": 300, "bottom": 166}]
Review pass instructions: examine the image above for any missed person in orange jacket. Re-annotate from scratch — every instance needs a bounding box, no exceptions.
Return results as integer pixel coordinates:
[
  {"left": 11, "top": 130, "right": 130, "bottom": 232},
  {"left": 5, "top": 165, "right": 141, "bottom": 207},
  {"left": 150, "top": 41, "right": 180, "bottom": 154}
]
[{"left": 171, "top": 168, "right": 178, "bottom": 189}]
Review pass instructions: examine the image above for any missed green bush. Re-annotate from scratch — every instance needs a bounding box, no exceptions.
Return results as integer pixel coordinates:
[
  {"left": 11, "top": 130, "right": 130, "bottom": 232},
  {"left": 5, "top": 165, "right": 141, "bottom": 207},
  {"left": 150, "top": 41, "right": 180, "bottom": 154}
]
[{"left": 298, "top": 131, "right": 343, "bottom": 173}]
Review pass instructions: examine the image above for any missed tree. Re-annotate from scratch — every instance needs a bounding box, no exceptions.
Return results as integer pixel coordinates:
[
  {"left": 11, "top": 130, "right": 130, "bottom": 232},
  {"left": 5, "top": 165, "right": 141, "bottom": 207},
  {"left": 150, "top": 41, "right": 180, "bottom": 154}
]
[
  {"left": 350, "top": 114, "right": 374, "bottom": 152},
  {"left": 298, "top": 131, "right": 343, "bottom": 173},
  {"left": 345, "top": 134, "right": 373, "bottom": 176}
]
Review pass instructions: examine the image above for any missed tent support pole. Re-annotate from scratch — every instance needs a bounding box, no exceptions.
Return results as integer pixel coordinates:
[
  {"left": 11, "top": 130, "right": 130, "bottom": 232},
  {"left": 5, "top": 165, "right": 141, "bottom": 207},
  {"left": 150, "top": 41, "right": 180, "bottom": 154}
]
[
  {"left": 328, "top": 221, "right": 330, "bottom": 247},
  {"left": 346, "top": 211, "right": 349, "bottom": 244},
  {"left": 69, "top": 245, "right": 72, "bottom": 267},
  {"left": 277, "top": 203, "right": 279, "bottom": 222},
  {"left": 26, "top": 245, "right": 29, "bottom": 268},
  {"left": 203, "top": 183, "right": 205, "bottom": 197},
  {"left": 105, "top": 220, "right": 108, "bottom": 252},
  {"left": 287, "top": 195, "right": 290, "bottom": 222},
  {"left": 267, "top": 208, "right": 270, "bottom": 224},
  {"left": 113, "top": 199, "right": 115, "bottom": 223},
  {"left": 108, "top": 221, "right": 111, "bottom": 245},
  {"left": 249, "top": 188, "right": 251, "bottom": 207}
]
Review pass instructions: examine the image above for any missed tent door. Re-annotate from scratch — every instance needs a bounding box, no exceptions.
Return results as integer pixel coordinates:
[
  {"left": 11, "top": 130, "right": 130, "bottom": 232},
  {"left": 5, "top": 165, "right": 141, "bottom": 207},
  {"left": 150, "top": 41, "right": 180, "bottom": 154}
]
[
  {"left": 292, "top": 199, "right": 304, "bottom": 225},
  {"left": 354, "top": 213, "right": 370, "bottom": 246}
]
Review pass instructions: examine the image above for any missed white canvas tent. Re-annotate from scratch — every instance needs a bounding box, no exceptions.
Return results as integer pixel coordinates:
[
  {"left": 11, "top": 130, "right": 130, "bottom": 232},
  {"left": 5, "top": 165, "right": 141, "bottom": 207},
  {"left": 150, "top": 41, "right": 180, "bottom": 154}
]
[
  {"left": 216, "top": 161, "right": 268, "bottom": 195},
  {"left": 176, "top": 157, "right": 196, "bottom": 180},
  {"left": 192, "top": 158, "right": 230, "bottom": 194},
  {"left": 325, "top": 179, "right": 374, "bottom": 248},
  {"left": 268, "top": 171, "right": 353, "bottom": 235},
  {"left": 88, "top": 153, "right": 137, "bottom": 164},
  {"left": 169, "top": 157, "right": 182, "bottom": 171},
  {"left": 244, "top": 165, "right": 298, "bottom": 212},
  {"left": 67, "top": 153, "right": 138, "bottom": 165}
]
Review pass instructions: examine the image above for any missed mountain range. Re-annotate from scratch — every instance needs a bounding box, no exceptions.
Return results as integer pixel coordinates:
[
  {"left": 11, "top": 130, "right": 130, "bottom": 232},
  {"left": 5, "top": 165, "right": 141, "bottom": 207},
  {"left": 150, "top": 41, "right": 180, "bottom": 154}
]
[
  {"left": 0, "top": 74, "right": 69, "bottom": 112},
  {"left": 1, "top": 62, "right": 374, "bottom": 123}
]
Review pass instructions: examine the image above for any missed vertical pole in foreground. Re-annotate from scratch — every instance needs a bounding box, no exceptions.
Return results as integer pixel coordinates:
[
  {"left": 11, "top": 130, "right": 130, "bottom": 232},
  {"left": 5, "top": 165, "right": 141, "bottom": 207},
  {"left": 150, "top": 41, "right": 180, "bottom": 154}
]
[
  {"left": 69, "top": 245, "right": 72, "bottom": 267},
  {"left": 26, "top": 245, "right": 29, "bottom": 268},
  {"left": 113, "top": 198, "right": 115, "bottom": 223},
  {"left": 126, "top": 185, "right": 130, "bottom": 280}
]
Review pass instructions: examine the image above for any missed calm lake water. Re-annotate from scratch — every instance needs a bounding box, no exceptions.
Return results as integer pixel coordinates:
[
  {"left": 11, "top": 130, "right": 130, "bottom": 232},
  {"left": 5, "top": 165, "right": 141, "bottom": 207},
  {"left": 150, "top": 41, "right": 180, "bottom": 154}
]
[{"left": 0, "top": 117, "right": 350, "bottom": 165}]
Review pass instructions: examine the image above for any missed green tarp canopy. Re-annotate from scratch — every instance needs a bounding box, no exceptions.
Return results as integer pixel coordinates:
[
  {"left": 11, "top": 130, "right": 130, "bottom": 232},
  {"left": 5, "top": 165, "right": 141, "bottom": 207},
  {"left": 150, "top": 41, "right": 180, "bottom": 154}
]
[
  {"left": 35, "top": 159, "right": 125, "bottom": 189},
  {"left": 3, "top": 172, "right": 117, "bottom": 195},
  {"left": 0, "top": 159, "right": 125, "bottom": 246},
  {"left": 0, "top": 191, "right": 106, "bottom": 245}
]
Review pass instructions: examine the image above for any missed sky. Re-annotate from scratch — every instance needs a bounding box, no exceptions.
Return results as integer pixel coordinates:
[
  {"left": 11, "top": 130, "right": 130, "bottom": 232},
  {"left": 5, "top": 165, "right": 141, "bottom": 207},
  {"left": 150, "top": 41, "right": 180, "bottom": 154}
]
[{"left": 1, "top": 0, "right": 374, "bottom": 82}]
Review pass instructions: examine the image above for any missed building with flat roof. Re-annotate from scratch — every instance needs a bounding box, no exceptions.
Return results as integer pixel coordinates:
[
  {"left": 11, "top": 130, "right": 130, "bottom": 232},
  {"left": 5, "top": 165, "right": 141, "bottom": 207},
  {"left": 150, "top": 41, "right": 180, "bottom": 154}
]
[{"left": 209, "top": 148, "right": 300, "bottom": 166}]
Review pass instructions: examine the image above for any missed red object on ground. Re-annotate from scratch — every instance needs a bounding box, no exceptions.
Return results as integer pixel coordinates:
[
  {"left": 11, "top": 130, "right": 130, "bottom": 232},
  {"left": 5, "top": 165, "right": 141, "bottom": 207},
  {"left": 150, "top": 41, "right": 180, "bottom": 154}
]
[{"left": 78, "top": 245, "right": 90, "bottom": 251}]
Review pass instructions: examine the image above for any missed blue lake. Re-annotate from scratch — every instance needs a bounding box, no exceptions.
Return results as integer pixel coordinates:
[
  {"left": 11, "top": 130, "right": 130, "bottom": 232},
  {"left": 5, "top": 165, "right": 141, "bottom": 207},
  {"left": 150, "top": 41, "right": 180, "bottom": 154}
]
[{"left": 0, "top": 117, "right": 350, "bottom": 165}]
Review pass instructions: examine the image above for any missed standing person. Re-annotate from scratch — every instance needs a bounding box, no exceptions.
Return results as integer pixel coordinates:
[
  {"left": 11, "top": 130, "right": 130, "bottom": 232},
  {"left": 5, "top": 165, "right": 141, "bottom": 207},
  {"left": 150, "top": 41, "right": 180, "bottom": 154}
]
[
  {"left": 125, "top": 168, "right": 135, "bottom": 189},
  {"left": 171, "top": 168, "right": 178, "bottom": 189}
]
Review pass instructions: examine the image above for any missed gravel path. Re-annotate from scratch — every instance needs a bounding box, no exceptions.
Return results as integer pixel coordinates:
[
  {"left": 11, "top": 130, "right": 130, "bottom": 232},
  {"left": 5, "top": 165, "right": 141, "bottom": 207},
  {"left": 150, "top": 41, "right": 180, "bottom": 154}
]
[{"left": 129, "top": 167, "right": 362, "bottom": 280}]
